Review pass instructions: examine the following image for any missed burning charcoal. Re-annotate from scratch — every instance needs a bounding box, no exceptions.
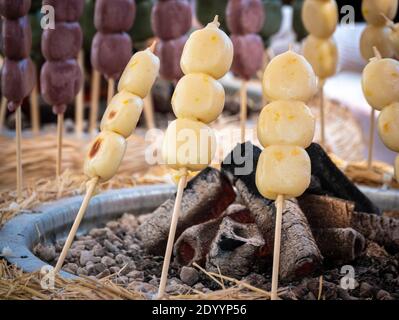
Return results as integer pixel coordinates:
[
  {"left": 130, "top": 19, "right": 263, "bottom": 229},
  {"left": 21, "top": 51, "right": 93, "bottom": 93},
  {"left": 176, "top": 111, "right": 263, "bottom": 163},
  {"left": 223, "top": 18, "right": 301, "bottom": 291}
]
[
  {"left": 298, "top": 194, "right": 354, "bottom": 228},
  {"left": 306, "top": 143, "right": 380, "bottom": 214},
  {"left": 221, "top": 142, "right": 323, "bottom": 280},
  {"left": 136, "top": 167, "right": 236, "bottom": 255},
  {"left": 2, "top": 16, "right": 32, "bottom": 60},
  {"left": 312, "top": 228, "right": 366, "bottom": 263},
  {"left": 352, "top": 212, "right": 399, "bottom": 253},
  {"left": 41, "top": 22, "right": 83, "bottom": 61},
  {"left": 174, "top": 204, "right": 249, "bottom": 266},
  {"left": 205, "top": 216, "right": 264, "bottom": 279},
  {"left": 174, "top": 216, "right": 223, "bottom": 266}
]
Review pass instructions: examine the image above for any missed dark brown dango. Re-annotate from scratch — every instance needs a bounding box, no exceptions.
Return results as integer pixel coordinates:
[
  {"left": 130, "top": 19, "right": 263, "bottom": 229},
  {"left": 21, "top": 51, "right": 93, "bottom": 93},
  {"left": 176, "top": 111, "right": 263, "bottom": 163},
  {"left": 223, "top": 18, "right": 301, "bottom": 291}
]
[
  {"left": 40, "top": 60, "right": 82, "bottom": 113},
  {"left": 151, "top": 0, "right": 191, "bottom": 40},
  {"left": 231, "top": 33, "right": 264, "bottom": 80},
  {"left": 41, "top": 22, "right": 82, "bottom": 61},
  {"left": 1, "top": 0, "right": 35, "bottom": 111},
  {"left": 155, "top": 35, "right": 187, "bottom": 81},
  {"left": 42, "top": 0, "right": 85, "bottom": 22},
  {"left": 40, "top": 0, "right": 84, "bottom": 113},
  {"left": 226, "top": 0, "right": 265, "bottom": 35},
  {"left": 2, "top": 15, "right": 32, "bottom": 60},
  {"left": 2, "top": 58, "right": 35, "bottom": 111},
  {"left": 94, "top": 0, "right": 136, "bottom": 33},
  {"left": 91, "top": 32, "right": 133, "bottom": 80},
  {"left": 152, "top": 0, "right": 192, "bottom": 81},
  {"left": 0, "top": 0, "right": 31, "bottom": 19}
]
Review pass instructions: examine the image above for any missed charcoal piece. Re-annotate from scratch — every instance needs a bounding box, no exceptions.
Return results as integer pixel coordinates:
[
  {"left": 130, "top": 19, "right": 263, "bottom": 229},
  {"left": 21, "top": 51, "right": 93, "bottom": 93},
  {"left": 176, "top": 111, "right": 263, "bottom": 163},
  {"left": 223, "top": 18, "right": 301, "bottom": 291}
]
[
  {"left": 91, "top": 32, "right": 132, "bottom": 79},
  {"left": 42, "top": 0, "right": 84, "bottom": 22},
  {"left": 298, "top": 194, "right": 354, "bottom": 229},
  {"left": 0, "top": 0, "right": 31, "bottom": 19},
  {"left": 40, "top": 59, "right": 82, "bottom": 107},
  {"left": 41, "top": 22, "right": 82, "bottom": 61},
  {"left": 156, "top": 35, "right": 187, "bottom": 81},
  {"left": 352, "top": 212, "right": 399, "bottom": 253},
  {"left": 1, "top": 57, "right": 35, "bottom": 104},
  {"left": 306, "top": 143, "right": 380, "bottom": 214},
  {"left": 222, "top": 142, "right": 323, "bottom": 280},
  {"left": 2, "top": 15, "right": 32, "bottom": 60},
  {"left": 312, "top": 228, "right": 366, "bottom": 263},
  {"left": 151, "top": 0, "right": 192, "bottom": 40},
  {"left": 94, "top": 0, "right": 136, "bottom": 33},
  {"left": 136, "top": 167, "right": 236, "bottom": 255},
  {"left": 174, "top": 204, "right": 250, "bottom": 266},
  {"left": 231, "top": 33, "right": 264, "bottom": 80},
  {"left": 226, "top": 0, "right": 265, "bottom": 34},
  {"left": 205, "top": 216, "right": 264, "bottom": 279}
]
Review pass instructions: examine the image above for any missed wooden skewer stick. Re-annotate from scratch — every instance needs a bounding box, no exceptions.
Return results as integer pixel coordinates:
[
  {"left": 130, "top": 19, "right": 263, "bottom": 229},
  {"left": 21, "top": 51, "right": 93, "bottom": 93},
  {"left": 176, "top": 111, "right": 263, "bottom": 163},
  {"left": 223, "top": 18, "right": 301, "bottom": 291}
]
[
  {"left": 15, "top": 106, "right": 23, "bottom": 200},
  {"left": 157, "top": 171, "right": 188, "bottom": 299},
  {"left": 319, "top": 81, "right": 326, "bottom": 147},
  {"left": 30, "top": 84, "right": 40, "bottom": 135},
  {"left": 107, "top": 78, "right": 115, "bottom": 106},
  {"left": 240, "top": 80, "right": 248, "bottom": 143},
  {"left": 75, "top": 50, "right": 85, "bottom": 137},
  {"left": 367, "top": 108, "right": 375, "bottom": 170},
  {"left": 89, "top": 70, "right": 101, "bottom": 135},
  {"left": 143, "top": 94, "right": 155, "bottom": 129},
  {"left": 142, "top": 41, "right": 157, "bottom": 130},
  {"left": 0, "top": 97, "right": 7, "bottom": 133},
  {"left": 54, "top": 176, "right": 99, "bottom": 274},
  {"left": 271, "top": 194, "right": 284, "bottom": 300},
  {"left": 367, "top": 47, "right": 382, "bottom": 170},
  {"left": 56, "top": 112, "right": 64, "bottom": 178}
]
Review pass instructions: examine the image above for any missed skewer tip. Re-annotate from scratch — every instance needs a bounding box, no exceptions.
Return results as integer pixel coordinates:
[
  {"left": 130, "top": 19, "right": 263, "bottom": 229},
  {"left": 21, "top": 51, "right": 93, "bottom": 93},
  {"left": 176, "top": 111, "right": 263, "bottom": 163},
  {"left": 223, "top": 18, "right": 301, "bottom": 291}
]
[
  {"left": 211, "top": 15, "right": 220, "bottom": 27},
  {"left": 381, "top": 13, "right": 395, "bottom": 29},
  {"left": 372, "top": 46, "right": 382, "bottom": 60},
  {"left": 149, "top": 40, "right": 157, "bottom": 53}
]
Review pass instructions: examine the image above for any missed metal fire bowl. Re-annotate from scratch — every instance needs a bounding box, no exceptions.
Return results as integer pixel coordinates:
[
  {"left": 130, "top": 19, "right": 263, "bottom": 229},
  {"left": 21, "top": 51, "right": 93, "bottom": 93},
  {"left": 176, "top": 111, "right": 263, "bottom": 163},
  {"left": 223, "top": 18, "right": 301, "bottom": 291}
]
[
  {"left": 0, "top": 184, "right": 176, "bottom": 278},
  {"left": 0, "top": 184, "right": 398, "bottom": 278}
]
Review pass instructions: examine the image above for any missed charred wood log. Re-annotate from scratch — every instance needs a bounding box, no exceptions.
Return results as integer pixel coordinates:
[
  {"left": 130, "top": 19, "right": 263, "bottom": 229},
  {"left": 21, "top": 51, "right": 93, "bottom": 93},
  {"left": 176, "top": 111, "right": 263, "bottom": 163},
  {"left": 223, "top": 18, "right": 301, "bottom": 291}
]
[
  {"left": 312, "top": 228, "right": 366, "bottom": 263},
  {"left": 174, "top": 204, "right": 250, "bottom": 266},
  {"left": 136, "top": 167, "right": 236, "bottom": 254},
  {"left": 306, "top": 143, "right": 380, "bottom": 214},
  {"left": 298, "top": 194, "right": 399, "bottom": 253},
  {"left": 205, "top": 216, "right": 264, "bottom": 279},
  {"left": 298, "top": 194, "right": 354, "bottom": 228},
  {"left": 352, "top": 212, "right": 399, "bottom": 253},
  {"left": 222, "top": 143, "right": 323, "bottom": 280}
]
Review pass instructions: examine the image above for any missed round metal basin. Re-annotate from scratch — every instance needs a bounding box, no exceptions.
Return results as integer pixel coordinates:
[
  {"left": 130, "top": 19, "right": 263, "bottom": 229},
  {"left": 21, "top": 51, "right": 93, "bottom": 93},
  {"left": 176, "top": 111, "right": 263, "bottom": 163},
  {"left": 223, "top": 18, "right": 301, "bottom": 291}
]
[
  {"left": 0, "top": 184, "right": 176, "bottom": 278},
  {"left": 0, "top": 184, "right": 397, "bottom": 278}
]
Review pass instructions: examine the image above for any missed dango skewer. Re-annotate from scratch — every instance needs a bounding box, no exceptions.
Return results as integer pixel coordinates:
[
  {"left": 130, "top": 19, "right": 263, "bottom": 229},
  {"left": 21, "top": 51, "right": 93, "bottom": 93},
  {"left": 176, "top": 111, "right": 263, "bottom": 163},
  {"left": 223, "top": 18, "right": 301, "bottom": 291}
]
[
  {"left": 54, "top": 44, "right": 160, "bottom": 274},
  {"left": 158, "top": 16, "right": 233, "bottom": 299}
]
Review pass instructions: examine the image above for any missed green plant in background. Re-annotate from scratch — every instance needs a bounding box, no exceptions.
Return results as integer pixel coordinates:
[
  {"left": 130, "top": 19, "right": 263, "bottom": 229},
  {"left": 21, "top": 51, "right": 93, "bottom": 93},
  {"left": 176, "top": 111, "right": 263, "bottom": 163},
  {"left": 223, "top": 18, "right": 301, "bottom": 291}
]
[
  {"left": 30, "top": 10, "right": 43, "bottom": 65},
  {"left": 196, "top": 0, "right": 229, "bottom": 32},
  {"left": 130, "top": 0, "right": 154, "bottom": 45},
  {"left": 80, "top": 0, "right": 96, "bottom": 54},
  {"left": 292, "top": 0, "right": 308, "bottom": 41},
  {"left": 260, "top": 0, "right": 283, "bottom": 47}
]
